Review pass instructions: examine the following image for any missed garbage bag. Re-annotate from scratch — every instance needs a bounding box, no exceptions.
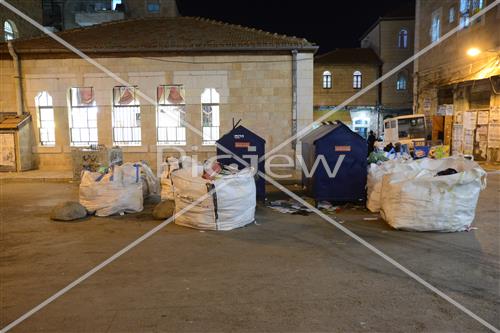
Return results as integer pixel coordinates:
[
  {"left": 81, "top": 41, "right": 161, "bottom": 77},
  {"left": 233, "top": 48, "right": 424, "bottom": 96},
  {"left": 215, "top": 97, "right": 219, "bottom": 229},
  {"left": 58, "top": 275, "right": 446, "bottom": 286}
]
[
  {"left": 379, "top": 157, "right": 486, "bottom": 232},
  {"left": 79, "top": 167, "right": 143, "bottom": 217}
]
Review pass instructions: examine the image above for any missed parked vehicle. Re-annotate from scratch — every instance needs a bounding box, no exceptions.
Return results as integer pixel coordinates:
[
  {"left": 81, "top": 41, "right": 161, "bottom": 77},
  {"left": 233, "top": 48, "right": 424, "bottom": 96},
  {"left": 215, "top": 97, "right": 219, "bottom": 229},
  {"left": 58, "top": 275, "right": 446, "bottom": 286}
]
[{"left": 381, "top": 114, "right": 428, "bottom": 149}]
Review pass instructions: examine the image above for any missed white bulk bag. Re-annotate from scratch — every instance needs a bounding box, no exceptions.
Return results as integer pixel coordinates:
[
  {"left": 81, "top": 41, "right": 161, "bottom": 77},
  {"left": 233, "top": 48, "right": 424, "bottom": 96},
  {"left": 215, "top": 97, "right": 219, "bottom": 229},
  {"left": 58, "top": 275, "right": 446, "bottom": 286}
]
[
  {"left": 380, "top": 157, "right": 486, "bottom": 232},
  {"left": 366, "top": 159, "right": 417, "bottom": 212},
  {"left": 116, "top": 162, "right": 159, "bottom": 197},
  {"left": 171, "top": 166, "right": 256, "bottom": 231},
  {"left": 79, "top": 167, "right": 143, "bottom": 217}
]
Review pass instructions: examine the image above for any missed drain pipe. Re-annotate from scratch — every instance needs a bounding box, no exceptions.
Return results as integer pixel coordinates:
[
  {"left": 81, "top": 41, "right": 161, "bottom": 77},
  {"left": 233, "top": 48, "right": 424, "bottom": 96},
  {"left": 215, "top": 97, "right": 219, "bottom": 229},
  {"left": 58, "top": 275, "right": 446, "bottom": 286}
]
[
  {"left": 8, "top": 41, "right": 24, "bottom": 116},
  {"left": 291, "top": 49, "right": 298, "bottom": 149}
]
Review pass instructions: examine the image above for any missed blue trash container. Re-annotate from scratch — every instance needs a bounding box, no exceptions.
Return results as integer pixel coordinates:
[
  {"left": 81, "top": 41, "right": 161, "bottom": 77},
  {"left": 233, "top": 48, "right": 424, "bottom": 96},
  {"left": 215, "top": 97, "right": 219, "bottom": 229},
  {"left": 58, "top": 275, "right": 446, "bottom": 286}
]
[
  {"left": 216, "top": 124, "right": 266, "bottom": 201},
  {"left": 301, "top": 122, "right": 367, "bottom": 203}
]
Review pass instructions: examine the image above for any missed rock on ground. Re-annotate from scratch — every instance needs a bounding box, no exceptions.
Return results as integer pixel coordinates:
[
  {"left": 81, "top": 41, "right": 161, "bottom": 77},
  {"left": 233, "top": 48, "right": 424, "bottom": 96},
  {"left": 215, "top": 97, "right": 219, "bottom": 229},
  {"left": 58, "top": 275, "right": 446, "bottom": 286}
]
[
  {"left": 50, "top": 201, "right": 88, "bottom": 221},
  {"left": 152, "top": 200, "right": 175, "bottom": 220}
]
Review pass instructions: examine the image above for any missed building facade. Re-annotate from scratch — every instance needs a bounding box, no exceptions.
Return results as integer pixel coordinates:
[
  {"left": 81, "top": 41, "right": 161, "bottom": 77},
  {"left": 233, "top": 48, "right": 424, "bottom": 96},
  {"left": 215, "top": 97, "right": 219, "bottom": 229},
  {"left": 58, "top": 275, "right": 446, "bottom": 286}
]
[
  {"left": 0, "top": 0, "right": 179, "bottom": 41},
  {"left": 0, "top": 0, "right": 44, "bottom": 41},
  {"left": 0, "top": 17, "right": 316, "bottom": 171},
  {"left": 414, "top": 0, "right": 500, "bottom": 161},
  {"left": 361, "top": 7, "right": 415, "bottom": 116},
  {"left": 313, "top": 48, "right": 382, "bottom": 138}
]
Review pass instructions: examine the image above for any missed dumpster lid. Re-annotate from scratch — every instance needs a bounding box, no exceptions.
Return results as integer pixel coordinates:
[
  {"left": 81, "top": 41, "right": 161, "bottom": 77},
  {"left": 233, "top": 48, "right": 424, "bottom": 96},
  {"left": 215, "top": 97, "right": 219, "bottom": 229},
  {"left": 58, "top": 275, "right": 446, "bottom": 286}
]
[
  {"left": 302, "top": 121, "right": 364, "bottom": 145},
  {"left": 0, "top": 113, "right": 31, "bottom": 130},
  {"left": 220, "top": 125, "right": 266, "bottom": 143}
]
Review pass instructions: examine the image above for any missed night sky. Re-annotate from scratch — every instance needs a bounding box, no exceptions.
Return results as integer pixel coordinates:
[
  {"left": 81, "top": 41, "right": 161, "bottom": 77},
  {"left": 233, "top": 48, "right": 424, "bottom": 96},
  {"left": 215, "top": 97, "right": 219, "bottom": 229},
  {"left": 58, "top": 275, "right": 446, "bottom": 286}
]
[{"left": 177, "top": 0, "right": 415, "bottom": 54}]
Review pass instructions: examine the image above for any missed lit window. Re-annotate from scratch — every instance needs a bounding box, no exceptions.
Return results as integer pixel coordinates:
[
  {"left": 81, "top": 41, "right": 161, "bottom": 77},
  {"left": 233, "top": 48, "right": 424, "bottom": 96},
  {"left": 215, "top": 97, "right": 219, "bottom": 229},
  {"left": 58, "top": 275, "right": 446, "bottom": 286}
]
[
  {"left": 157, "top": 85, "right": 186, "bottom": 145},
  {"left": 449, "top": 7, "right": 456, "bottom": 23},
  {"left": 472, "top": 0, "right": 484, "bottom": 13},
  {"left": 396, "top": 73, "right": 407, "bottom": 91},
  {"left": 352, "top": 117, "right": 370, "bottom": 139},
  {"left": 322, "top": 71, "right": 332, "bottom": 89},
  {"left": 201, "top": 88, "right": 220, "bottom": 145},
  {"left": 69, "top": 87, "right": 98, "bottom": 146},
  {"left": 112, "top": 86, "right": 141, "bottom": 146},
  {"left": 4, "top": 20, "right": 18, "bottom": 41},
  {"left": 353, "top": 71, "right": 362, "bottom": 89},
  {"left": 35, "top": 91, "right": 56, "bottom": 146},
  {"left": 459, "top": 0, "right": 471, "bottom": 27},
  {"left": 398, "top": 29, "right": 408, "bottom": 48},
  {"left": 147, "top": 1, "right": 160, "bottom": 12},
  {"left": 112, "top": 0, "right": 122, "bottom": 10},
  {"left": 431, "top": 10, "right": 441, "bottom": 42}
]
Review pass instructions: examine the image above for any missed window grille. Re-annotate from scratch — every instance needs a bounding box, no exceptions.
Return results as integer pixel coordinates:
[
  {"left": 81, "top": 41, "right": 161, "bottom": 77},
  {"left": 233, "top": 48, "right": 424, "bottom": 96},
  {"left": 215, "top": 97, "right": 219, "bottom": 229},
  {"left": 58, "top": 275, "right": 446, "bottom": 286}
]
[
  {"left": 201, "top": 88, "right": 220, "bottom": 145},
  {"left": 69, "top": 87, "right": 98, "bottom": 146},
  {"left": 35, "top": 91, "right": 56, "bottom": 146},
  {"left": 112, "top": 86, "right": 141, "bottom": 146},
  {"left": 157, "top": 85, "right": 186, "bottom": 145}
]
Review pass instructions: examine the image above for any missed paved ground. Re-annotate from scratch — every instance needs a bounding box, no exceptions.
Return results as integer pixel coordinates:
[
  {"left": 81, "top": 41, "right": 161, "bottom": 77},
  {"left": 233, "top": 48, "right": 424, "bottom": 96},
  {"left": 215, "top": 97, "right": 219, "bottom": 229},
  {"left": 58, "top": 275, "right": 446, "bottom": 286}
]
[{"left": 0, "top": 174, "right": 499, "bottom": 332}]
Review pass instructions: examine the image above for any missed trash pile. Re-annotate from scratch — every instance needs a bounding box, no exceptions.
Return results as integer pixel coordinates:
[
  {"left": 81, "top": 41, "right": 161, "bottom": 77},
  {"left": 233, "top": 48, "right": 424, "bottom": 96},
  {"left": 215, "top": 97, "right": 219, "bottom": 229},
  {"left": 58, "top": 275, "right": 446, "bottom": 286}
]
[
  {"left": 164, "top": 157, "right": 257, "bottom": 231},
  {"left": 79, "top": 162, "right": 158, "bottom": 217},
  {"left": 267, "top": 199, "right": 313, "bottom": 215},
  {"left": 368, "top": 156, "right": 486, "bottom": 232},
  {"left": 266, "top": 199, "right": 345, "bottom": 215}
]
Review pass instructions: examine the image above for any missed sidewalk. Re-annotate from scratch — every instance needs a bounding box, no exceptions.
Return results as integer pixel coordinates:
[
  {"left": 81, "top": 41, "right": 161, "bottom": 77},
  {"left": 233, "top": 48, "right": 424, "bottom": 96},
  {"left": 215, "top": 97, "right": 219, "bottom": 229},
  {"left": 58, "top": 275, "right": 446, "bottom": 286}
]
[
  {"left": 476, "top": 161, "right": 500, "bottom": 172},
  {"left": 0, "top": 162, "right": 498, "bottom": 184},
  {"left": 0, "top": 169, "right": 74, "bottom": 183}
]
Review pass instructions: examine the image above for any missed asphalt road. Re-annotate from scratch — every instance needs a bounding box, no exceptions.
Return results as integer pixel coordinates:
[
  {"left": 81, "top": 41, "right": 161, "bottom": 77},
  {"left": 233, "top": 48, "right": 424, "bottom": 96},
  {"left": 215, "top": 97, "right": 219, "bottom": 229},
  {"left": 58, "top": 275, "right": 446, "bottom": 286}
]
[{"left": 0, "top": 174, "right": 499, "bottom": 332}]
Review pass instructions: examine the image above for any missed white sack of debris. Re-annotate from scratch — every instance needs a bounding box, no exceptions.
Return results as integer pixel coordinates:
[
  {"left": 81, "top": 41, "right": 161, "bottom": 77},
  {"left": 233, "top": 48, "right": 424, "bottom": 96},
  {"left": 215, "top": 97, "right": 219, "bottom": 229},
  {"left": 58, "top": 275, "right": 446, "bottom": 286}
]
[
  {"left": 171, "top": 166, "right": 256, "bottom": 231},
  {"left": 380, "top": 157, "right": 486, "bottom": 232},
  {"left": 79, "top": 165, "right": 144, "bottom": 216},
  {"left": 366, "top": 159, "right": 418, "bottom": 212},
  {"left": 113, "top": 162, "right": 159, "bottom": 198}
]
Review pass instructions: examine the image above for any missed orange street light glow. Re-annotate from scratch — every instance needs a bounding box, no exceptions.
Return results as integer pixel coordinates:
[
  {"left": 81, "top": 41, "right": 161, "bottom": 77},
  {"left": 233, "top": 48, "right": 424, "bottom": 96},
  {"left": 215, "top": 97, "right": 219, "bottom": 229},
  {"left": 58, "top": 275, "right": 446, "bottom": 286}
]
[{"left": 466, "top": 47, "right": 481, "bottom": 57}]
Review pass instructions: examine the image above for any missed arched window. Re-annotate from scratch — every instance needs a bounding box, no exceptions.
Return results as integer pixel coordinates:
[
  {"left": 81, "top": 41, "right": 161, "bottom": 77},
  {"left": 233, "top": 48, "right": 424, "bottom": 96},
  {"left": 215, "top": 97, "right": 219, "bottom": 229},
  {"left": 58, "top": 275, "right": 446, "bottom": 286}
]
[
  {"left": 201, "top": 88, "right": 220, "bottom": 145},
  {"left": 4, "top": 20, "right": 18, "bottom": 41},
  {"left": 35, "top": 91, "right": 56, "bottom": 146},
  {"left": 322, "top": 71, "right": 332, "bottom": 89},
  {"left": 353, "top": 71, "right": 362, "bottom": 89},
  {"left": 396, "top": 72, "right": 408, "bottom": 91},
  {"left": 398, "top": 29, "right": 408, "bottom": 48}
]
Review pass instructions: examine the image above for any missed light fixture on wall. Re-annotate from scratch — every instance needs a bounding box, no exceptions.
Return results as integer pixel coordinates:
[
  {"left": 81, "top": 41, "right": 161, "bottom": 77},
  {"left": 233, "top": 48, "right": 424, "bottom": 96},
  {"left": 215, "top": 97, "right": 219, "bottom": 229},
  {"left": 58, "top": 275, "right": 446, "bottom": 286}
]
[
  {"left": 466, "top": 46, "right": 500, "bottom": 57},
  {"left": 466, "top": 47, "right": 481, "bottom": 57}
]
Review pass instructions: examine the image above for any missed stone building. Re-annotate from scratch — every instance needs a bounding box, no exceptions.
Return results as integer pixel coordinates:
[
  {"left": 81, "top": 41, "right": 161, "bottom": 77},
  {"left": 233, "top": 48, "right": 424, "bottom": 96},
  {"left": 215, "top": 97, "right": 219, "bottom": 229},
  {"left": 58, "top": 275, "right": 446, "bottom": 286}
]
[
  {"left": 361, "top": 6, "right": 415, "bottom": 116},
  {"left": 0, "top": 17, "right": 316, "bottom": 171},
  {"left": 414, "top": 0, "right": 500, "bottom": 161},
  {"left": 0, "top": 0, "right": 179, "bottom": 40},
  {"left": 313, "top": 48, "right": 382, "bottom": 138},
  {"left": 0, "top": 0, "right": 44, "bottom": 41}
]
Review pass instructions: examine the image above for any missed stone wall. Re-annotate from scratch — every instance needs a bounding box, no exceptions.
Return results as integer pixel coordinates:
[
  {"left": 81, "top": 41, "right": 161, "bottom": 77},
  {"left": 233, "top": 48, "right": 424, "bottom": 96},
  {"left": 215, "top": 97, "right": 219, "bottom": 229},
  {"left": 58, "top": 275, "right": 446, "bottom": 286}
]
[
  {"left": 0, "top": 0, "right": 44, "bottom": 41},
  {"left": 379, "top": 19, "right": 414, "bottom": 110},
  {"left": 313, "top": 63, "right": 379, "bottom": 107},
  {"left": 125, "top": 0, "right": 179, "bottom": 18},
  {"left": 414, "top": 0, "right": 500, "bottom": 117},
  {"left": 0, "top": 57, "right": 15, "bottom": 114},
  {"left": 0, "top": 53, "right": 314, "bottom": 172}
]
